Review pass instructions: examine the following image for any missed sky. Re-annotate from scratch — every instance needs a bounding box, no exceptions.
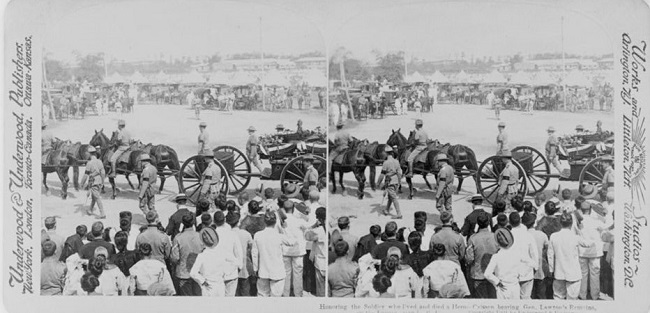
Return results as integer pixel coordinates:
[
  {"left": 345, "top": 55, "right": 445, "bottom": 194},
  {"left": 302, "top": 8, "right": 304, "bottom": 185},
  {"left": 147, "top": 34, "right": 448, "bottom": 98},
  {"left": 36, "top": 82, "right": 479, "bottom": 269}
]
[
  {"left": 329, "top": 1, "right": 615, "bottom": 62},
  {"left": 43, "top": 0, "right": 325, "bottom": 63}
]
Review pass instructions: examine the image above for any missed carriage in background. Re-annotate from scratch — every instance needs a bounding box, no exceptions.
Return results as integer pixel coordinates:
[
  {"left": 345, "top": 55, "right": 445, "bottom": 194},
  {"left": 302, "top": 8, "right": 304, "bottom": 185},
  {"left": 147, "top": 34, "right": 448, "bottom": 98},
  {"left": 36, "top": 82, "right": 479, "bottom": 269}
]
[{"left": 475, "top": 130, "right": 614, "bottom": 204}]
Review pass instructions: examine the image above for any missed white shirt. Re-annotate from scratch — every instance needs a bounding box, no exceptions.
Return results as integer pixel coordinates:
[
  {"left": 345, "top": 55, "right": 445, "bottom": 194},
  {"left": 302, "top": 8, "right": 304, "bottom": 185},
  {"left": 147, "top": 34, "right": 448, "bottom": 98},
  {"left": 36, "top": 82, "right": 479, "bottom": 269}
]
[
  {"left": 484, "top": 247, "right": 523, "bottom": 285},
  {"left": 96, "top": 266, "right": 128, "bottom": 296},
  {"left": 509, "top": 225, "right": 538, "bottom": 281},
  {"left": 252, "top": 227, "right": 297, "bottom": 280},
  {"left": 282, "top": 214, "right": 307, "bottom": 257},
  {"left": 190, "top": 246, "right": 228, "bottom": 296},
  {"left": 130, "top": 259, "right": 175, "bottom": 294},
  {"left": 420, "top": 227, "right": 435, "bottom": 252},
  {"left": 215, "top": 225, "right": 243, "bottom": 281},
  {"left": 548, "top": 228, "right": 594, "bottom": 281},
  {"left": 578, "top": 213, "right": 605, "bottom": 258},
  {"left": 423, "top": 259, "right": 469, "bottom": 294}
]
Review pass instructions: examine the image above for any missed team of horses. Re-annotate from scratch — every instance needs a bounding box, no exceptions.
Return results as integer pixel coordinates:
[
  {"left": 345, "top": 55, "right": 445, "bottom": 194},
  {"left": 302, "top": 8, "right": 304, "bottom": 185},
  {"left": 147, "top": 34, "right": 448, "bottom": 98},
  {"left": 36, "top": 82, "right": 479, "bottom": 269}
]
[
  {"left": 42, "top": 130, "right": 180, "bottom": 199},
  {"left": 330, "top": 128, "right": 478, "bottom": 200}
]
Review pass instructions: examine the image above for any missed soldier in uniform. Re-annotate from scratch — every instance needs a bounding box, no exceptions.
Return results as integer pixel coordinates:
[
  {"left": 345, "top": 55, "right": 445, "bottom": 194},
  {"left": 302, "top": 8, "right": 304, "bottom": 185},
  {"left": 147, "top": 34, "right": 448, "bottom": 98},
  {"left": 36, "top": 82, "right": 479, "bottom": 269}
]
[
  {"left": 246, "top": 126, "right": 265, "bottom": 174},
  {"left": 497, "top": 150, "right": 519, "bottom": 208},
  {"left": 406, "top": 119, "right": 428, "bottom": 177},
  {"left": 109, "top": 120, "right": 132, "bottom": 178},
  {"left": 600, "top": 155, "right": 614, "bottom": 200},
  {"left": 377, "top": 146, "right": 402, "bottom": 219},
  {"left": 198, "top": 122, "right": 209, "bottom": 154},
  {"left": 545, "top": 126, "right": 568, "bottom": 178},
  {"left": 139, "top": 154, "right": 157, "bottom": 214},
  {"left": 199, "top": 151, "right": 222, "bottom": 210},
  {"left": 496, "top": 122, "right": 508, "bottom": 155},
  {"left": 596, "top": 120, "right": 603, "bottom": 134},
  {"left": 329, "top": 120, "right": 351, "bottom": 171},
  {"left": 296, "top": 119, "right": 304, "bottom": 135},
  {"left": 303, "top": 154, "right": 319, "bottom": 192},
  {"left": 80, "top": 146, "right": 106, "bottom": 219},
  {"left": 435, "top": 153, "right": 455, "bottom": 212},
  {"left": 42, "top": 121, "right": 55, "bottom": 165}
]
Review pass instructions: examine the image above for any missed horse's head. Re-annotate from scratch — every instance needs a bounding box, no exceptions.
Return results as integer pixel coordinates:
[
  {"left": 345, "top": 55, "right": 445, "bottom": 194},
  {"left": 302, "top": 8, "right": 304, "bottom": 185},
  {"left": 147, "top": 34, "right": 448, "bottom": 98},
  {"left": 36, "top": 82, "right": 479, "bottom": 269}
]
[
  {"left": 110, "top": 131, "right": 119, "bottom": 144},
  {"left": 407, "top": 130, "right": 417, "bottom": 147},
  {"left": 89, "top": 129, "right": 109, "bottom": 148},
  {"left": 387, "top": 128, "right": 406, "bottom": 149}
]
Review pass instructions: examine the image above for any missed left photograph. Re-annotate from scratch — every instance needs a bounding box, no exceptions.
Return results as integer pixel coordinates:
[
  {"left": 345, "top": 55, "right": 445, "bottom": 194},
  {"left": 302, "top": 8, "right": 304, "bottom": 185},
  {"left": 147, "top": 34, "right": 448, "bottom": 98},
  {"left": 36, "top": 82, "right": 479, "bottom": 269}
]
[{"left": 40, "top": 1, "right": 327, "bottom": 297}]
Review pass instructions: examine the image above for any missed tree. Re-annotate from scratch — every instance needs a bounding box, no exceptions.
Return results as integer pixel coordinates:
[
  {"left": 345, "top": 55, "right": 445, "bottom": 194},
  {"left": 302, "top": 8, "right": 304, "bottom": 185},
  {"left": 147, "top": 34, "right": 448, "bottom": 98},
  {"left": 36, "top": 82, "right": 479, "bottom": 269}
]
[
  {"left": 374, "top": 52, "right": 404, "bottom": 82},
  {"left": 74, "top": 53, "right": 104, "bottom": 83}
]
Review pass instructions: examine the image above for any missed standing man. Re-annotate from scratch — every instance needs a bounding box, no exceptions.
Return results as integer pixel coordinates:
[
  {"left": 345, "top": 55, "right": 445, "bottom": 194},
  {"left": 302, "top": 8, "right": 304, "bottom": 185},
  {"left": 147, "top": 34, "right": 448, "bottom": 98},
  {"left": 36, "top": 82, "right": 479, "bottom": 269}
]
[
  {"left": 406, "top": 119, "right": 428, "bottom": 178},
  {"left": 135, "top": 211, "right": 172, "bottom": 264},
  {"left": 42, "top": 217, "right": 66, "bottom": 261},
  {"left": 546, "top": 127, "right": 567, "bottom": 178},
  {"left": 166, "top": 193, "right": 193, "bottom": 241},
  {"left": 80, "top": 146, "right": 106, "bottom": 219},
  {"left": 330, "top": 217, "right": 359, "bottom": 261},
  {"left": 170, "top": 213, "right": 203, "bottom": 296},
  {"left": 109, "top": 120, "right": 132, "bottom": 178},
  {"left": 460, "top": 194, "right": 493, "bottom": 239},
  {"left": 138, "top": 154, "right": 157, "bottom": 214},
  {"left": 329, "top": 121, "right": 351, "bottom": 171},
  {"left": 435, "top": 154, "right": 454, "bottom": 213},
  {"left": 600, "top": 155, "right": 614, "bottom": 200},
  {"left": 497, "top": 150, "right": 518, "bottom": 209},
  {"left": 246, "top": 126, "right": 265, "bottom": 174},
  {"left": 377, "top": 146, "right": 402, "bottom": 219},
  {"left": 496, "top": 122, "right": 508, "bottom": 156},
  {"left": 198, "top": 122, "right": 209, "bottom": 154},
  {"left": 303, "top": 154, "right": 319, "bottom": 193},
  {"left": 199, "top": 151, "right": 221, "bottom": 209},
  {"left": 252, "top": 211, "right": 297, "bottom": 297}
]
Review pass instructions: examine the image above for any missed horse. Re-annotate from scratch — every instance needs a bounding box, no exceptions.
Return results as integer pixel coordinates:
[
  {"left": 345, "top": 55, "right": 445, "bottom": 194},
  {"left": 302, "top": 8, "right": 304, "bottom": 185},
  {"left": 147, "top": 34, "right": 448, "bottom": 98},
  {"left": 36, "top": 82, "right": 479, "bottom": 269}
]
[
  {"left": 329, "top": 138, "right": 367, "bottom": 199},
  {"left": 357, "top": 140, "right": 388, "bottom": 191},
  {"left": 387, "top": 129, "right": 437, "bottom": 199},
  {"left": 42, "top": 139, "right": 72, "bottom": 199},
  {"left": 89, "top": 129, "right": 146, "bottom": 199},
  {"left": 64, "top": 141, "right": 92, "bottom": 191},
  {"left": 140, "top": 143, "right": 181, "bottom": 193},
  {"left": 423, "top": 138, "right": 479, "bottom": 194}
]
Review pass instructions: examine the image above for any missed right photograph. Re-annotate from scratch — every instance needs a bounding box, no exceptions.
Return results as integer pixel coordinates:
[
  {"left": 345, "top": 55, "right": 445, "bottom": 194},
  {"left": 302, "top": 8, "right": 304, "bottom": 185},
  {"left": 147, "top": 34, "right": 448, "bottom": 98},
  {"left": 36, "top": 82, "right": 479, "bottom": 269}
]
[{"left": 327, "top": 2, "right": 615, "bottom": 300}]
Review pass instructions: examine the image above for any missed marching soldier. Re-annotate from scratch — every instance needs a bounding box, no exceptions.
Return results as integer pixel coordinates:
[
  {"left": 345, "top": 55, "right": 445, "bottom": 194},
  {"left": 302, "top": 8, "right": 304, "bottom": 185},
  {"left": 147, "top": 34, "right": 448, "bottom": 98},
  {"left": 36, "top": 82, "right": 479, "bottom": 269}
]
[
  {"left": 497, "top": 150, "right": 519, "bottom": 208},
  {"left": 406, "top": 119, "right": 429, "bottom": 177},
  {"left": 139, "top": 154, "right": 157, "bottom": 214},
  {"left": 329, "top": 120, "right": 351, "bottom": 171},
  {"left": 303, "top": 154, "right": 319, "bottom": 192},
  {"left": 80, "top": 146, "right": 106, "bottom": 219},
  {"left": 198, "top": 122, "right": 209, "bottom": 154},
  {"left": 109, "top": 120, "right": 132, "bottom": 178},
  {"left": 435, "top": 153, "right": 454, "bottom": 212},
  {"left": 600, "top": 155, "right": 614, "bottom": 200},
  {"left": 496, "top": 122, "right": 508, "bottom": 155},
  {"left": 199, "top": 151, "right": 221, "bottom": 210},
  {"left": 246, "top": 126, "right": 265, "bottom": 174},
  {"left": 545, "top": 126, "right": 568, "bottom": 178},
  {"left": 377, "top": 146, "right": 402, "bottom": 219}
]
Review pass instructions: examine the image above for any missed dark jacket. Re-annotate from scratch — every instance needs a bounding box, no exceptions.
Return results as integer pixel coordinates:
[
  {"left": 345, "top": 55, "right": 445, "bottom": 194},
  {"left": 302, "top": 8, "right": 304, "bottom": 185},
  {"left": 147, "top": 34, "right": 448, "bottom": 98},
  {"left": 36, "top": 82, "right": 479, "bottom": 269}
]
[
  {"left": 371, "top": 239, "right": 410, "bottom": 260},
  {"left": 460, "top": 208, "right": 493, "bottom": 239},
  {"left": 59, "top": 234, "right": 84, "bottom": 262},
  {"left": 166, "top": 208, "right": 193, "bottom": 241},
  {"left": 353, "top": 233, "right": 377, "bottom": 262},
  {"left": 78, "top": 238, "right": 117, "bottom": 260}
]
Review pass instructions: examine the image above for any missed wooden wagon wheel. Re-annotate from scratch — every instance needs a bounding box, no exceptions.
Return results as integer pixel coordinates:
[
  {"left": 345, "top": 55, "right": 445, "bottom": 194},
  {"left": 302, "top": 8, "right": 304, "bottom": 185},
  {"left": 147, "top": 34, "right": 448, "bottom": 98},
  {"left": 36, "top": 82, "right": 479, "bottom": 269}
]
[
  {"left": 476, "top": 155, "right": 528, "bottom": 205},
  {"left": 512, "top": 145, "right": 551, "bottom": 196},
  {"left": 578, "top": 156, "right": 607, "bottom": 194},
  {"left": 280, "top": 155, "right": 326, "bottom": 192},
  {"left": 179, "top": 155, "right": 229, "bottom": 205},
  {"left": 214, "top": 145, "right": 251, "bottom": 195}
]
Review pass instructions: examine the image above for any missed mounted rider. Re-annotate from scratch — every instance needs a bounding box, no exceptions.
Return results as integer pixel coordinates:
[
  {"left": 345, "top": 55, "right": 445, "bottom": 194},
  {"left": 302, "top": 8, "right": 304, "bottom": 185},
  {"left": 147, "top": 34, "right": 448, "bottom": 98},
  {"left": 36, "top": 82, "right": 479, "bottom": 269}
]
[
  {"left": 435, "top": 153, "right": 454, "bottom": 212},
  {"left": 497, "top": 150, "right": 519, "bottom": 208},
  {"left": 109, "top": 119, "right": 133, "bottom": 178},
  {"left": 329, "top": 120, "right": 351, "bottom": 170},
  {"left": 41, "top": 121, "right": 55, "bottom": 165},
  {"left": 199, "top": 150, "right": 222, "bottom": 210},
  {"left": 406, "top": 119, "right": 428, "bottom": 178},
  {"left": 138, "top": 153, "right": 157, "bottom": 214}
]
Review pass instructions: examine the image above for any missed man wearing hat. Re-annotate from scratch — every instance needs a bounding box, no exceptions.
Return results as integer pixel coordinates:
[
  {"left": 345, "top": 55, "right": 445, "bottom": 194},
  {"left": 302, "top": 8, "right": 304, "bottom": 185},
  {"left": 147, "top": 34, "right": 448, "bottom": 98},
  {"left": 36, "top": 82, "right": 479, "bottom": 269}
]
[
  {"left": 109, "top": 119, "right": 132, "bottom": 178},
  {"left": 78, "top": 222, "right": 116, "bottom": 259},
  {"left": 246, "top": 126, "right": 265, "bottom": 174},
  {"left": 328, "top": 240, "right": 359, "bottom": 298},
  {"left": 41, "top": 121, "right": 55, "bottom": 165},
  {"left": 497, "top": 150, "right": 519, "bottom": 209},
  {"left": 330, "top": 216, "right": 359, "bottom": 261},
  {"left": 190, "top": 227, "right": 227, "bottom": 296},
  {"left": 171, "top": 212, "right": 203, "bottom": 296},
  {"left": 80, "top": 146, "right": 106, "bottom": 219},
  {"left": 198, "top": 151, "right": 221, "bottom": 210},
  {"left": 406, "top": 119, "right": 429, "bottom": 177},
  {"left": 165, "top": 193, "right": 193, "bottom": 241},
  {"left": 376, "top": 146, "right": 402, "bottom": 219},
  {"left": 599, "top": 155, "right": 614, "bottom": 200},
  {"left": 197, "top": 122, "right": 210, "bottom": 154},
  {"left": 329, "top": 120, "right": 351, "bottom": 171},
  {"left": 138, "top": 153, "right": 158, "bottom": 214},
  {"left": 496, "top": 122, "right": 508, "bottom": 156},
  {"left": 484, "top": 228, "right": 524, "bottom": 299},
  {"left": 41, "top": 240, "right": 67, "bottom": 295},
  {"left": 430, "top": 211, "right": 465, "bottom": 266},
  {"left": 576, "top": 201, "right": 606, "bottom": 300},
  {"left": 302, "top": 154, "right": 319, "bottom": 193},
  {"left": 371, "top": 221, "right": 409, "bottom": 260},
  {"left": 548, "top": 213, "right": 596, "bottom": 300},
  {"left": 135, "top": 211, "right": 172, "bottom": 264},
  {"left": 545, "top": 126, "right": 567, "bottom": 178},
  {"left": 461, "top": 194, "right": 493, "bottom": 239},
  {"left": 42, "top": 217, "right": 66, "bottom": 262},
  {"left": 436, "top": 153, "right": 455, "bottom": 212}
]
